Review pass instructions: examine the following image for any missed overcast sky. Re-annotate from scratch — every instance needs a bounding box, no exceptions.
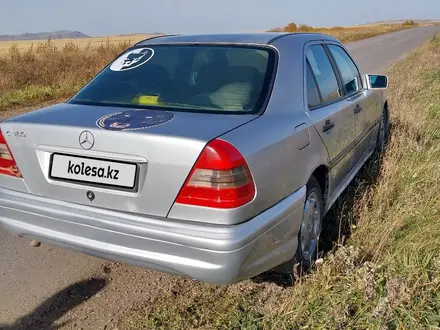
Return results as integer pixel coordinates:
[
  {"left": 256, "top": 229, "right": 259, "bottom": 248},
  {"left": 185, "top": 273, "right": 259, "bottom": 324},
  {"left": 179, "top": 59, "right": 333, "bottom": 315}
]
[{"left": 1, "top": 0, "right": 439, "bottom": 36}]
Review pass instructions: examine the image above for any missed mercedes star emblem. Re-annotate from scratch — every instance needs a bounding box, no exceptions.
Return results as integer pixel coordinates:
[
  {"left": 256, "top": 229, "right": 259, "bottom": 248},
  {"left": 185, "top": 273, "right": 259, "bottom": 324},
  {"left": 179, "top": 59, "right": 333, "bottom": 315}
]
[{"left": 79, "top": 130, "right": 95, "bottom": 150}]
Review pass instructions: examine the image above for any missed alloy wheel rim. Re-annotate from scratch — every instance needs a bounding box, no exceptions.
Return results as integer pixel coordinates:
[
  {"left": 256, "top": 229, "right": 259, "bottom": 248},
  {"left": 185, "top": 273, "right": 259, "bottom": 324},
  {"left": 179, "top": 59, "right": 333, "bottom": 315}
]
[{"left": 300, "top": 191, "right": 321, "bottom": 261}]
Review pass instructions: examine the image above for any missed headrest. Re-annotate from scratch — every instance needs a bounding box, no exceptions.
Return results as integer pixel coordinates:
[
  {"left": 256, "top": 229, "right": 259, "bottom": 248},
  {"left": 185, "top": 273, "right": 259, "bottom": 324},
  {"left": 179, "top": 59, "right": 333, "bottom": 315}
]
[
  {"left": 195, "top": 63, "right": 226, "bottom": 92},
  {"left": 218, "top": 66, "right": 260, "bottom": 84}
]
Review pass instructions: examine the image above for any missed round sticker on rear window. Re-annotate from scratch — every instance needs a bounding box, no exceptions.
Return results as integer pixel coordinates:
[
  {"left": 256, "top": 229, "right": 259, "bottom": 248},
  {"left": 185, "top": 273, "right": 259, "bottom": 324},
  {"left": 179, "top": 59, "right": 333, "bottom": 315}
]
[
  {"left": 96, "top": 109, "right": 174, "bottom": 131},
  {"left": 110, "top": 48, "right": 154, "bottom": 72}
]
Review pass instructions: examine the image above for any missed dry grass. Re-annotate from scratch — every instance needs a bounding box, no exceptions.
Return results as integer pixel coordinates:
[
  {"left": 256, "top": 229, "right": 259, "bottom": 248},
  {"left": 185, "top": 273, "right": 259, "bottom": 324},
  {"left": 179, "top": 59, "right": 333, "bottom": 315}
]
[
  {"left": 0, "top": 34, "right": 157, "bottom": 55},
  {"left": 0, "top": 35, "right": 158, "bottom": 112},
  {"left": 118, "top": 35, "right": 440, "bottom": 329},
  {"left": 0, "top": 39, "right": 135, "bottom": 111},
  {"left": 270, "top": 21, "right": 421, "bottom": 42}
]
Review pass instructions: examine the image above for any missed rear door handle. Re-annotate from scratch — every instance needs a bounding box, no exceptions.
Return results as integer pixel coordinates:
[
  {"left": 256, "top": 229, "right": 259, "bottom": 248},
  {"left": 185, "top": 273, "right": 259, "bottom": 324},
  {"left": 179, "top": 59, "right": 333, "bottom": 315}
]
[
  {"left": 354, "top": 104, "right": 363, "bottom": 113},
  {"left": 322, "top": 120, "right": 335, "bottom": 132}
]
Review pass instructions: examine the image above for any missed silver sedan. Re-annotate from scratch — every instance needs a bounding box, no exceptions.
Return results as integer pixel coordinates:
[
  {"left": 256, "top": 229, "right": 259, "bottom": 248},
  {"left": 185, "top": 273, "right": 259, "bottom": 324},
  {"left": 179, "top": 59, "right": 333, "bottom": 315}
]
[{"left": 0, "top": 32, "right": 389, "bottom": 284}]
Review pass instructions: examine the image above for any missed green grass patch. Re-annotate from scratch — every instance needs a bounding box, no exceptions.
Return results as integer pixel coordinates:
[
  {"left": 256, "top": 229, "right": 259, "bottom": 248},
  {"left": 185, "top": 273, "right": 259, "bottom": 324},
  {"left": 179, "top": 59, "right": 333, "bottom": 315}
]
[
  {"left": 0, "top": 84, "right": 82, "bottom": 111},
  {"left": 122, "top": 282, "right": 269, "bottom": 330}
]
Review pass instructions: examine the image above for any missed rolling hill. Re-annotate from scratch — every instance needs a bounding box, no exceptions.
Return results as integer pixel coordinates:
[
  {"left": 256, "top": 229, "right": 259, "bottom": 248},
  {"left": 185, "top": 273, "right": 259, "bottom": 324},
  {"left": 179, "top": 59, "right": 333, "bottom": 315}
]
[{"left": 0, "top": 30, "right": 90, "bottom": 41}]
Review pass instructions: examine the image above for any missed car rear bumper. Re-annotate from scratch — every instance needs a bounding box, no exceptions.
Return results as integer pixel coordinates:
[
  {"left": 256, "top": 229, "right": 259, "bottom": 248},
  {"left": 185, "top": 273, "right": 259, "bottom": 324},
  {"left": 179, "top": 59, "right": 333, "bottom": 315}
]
[{"left": 0, "top": 186, "right": 306, "bottom": 284}]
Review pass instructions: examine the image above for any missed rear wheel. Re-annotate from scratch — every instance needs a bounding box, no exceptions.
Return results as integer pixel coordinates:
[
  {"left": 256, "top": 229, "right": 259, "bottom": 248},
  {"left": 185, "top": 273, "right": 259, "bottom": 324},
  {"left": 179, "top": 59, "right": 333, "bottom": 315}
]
[
  {"left": 376, "top": 108, "right": 390, "bottom": 153},
  {"left": 295, "top": 176, "right": 323, "bottom": 270},
  {"left": 274, "top": 176, "right": 323, "bottom": 278}
]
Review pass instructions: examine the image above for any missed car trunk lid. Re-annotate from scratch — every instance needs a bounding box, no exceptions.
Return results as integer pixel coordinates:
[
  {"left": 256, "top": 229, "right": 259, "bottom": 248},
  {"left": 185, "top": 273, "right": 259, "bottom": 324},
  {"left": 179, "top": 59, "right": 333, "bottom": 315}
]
[{"left": 1, "top": 103, "right": 257, "bottom": 217}]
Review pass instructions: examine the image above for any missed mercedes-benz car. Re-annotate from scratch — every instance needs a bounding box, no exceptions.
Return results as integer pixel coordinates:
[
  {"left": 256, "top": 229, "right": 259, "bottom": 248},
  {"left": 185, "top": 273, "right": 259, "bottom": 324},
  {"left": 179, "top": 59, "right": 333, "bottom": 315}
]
[{"left": 0, "top": 33, "right": 389, "bottom": 284}]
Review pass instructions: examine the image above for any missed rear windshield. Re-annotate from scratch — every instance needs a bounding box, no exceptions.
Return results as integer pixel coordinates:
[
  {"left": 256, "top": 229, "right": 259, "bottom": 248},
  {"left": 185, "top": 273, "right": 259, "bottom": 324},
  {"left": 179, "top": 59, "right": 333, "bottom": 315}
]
[{"left": 68, "top": 45, "right": 276, "bottom": 114}]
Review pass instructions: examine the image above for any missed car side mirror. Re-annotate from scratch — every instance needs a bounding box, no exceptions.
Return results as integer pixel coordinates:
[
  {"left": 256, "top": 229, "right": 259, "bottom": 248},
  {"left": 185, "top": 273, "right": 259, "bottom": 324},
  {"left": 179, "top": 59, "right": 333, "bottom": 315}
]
[{"left": 366, "top": 74, "right": 388, "bottom": 89}]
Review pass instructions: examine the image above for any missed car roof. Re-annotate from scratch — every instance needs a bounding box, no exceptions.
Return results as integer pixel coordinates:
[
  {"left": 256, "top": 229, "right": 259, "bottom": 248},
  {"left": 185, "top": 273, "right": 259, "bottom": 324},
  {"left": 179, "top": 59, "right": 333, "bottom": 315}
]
[{"left": 135, "top": 32, "right": 338, "bottom": 46}]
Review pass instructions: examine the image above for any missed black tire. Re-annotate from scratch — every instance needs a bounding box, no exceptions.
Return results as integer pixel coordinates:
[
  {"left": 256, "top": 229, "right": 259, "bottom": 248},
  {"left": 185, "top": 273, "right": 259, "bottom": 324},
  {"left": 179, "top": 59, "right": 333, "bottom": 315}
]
[
  {"left": 376, "top": 107, "right": 390, "bottom": 153},
  {"left": 274, "top": 176, "right": 324, "bottom": 277}
]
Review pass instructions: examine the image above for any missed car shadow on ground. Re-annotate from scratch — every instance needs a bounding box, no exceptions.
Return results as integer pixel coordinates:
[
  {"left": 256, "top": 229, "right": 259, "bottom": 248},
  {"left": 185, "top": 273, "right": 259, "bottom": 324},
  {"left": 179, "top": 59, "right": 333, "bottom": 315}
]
[
  {"left": 0, "top": 277, "right": 106, "bottom": 330},
  {"left": 319, "top": 149, "right": 384, "bottom": 254},
  {"left": 253, "top": 145, "right": 387, "bottom": 288}
]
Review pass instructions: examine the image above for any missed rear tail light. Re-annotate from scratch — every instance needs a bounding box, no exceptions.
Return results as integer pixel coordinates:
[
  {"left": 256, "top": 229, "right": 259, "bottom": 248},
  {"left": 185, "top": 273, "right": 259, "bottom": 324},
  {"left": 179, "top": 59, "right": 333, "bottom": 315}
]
[
  {"left": 0, "top": 129, "right": 22, "bottom": 177},
  {"left": 176, "top": 139, "right": 255, "bottom": 209}
]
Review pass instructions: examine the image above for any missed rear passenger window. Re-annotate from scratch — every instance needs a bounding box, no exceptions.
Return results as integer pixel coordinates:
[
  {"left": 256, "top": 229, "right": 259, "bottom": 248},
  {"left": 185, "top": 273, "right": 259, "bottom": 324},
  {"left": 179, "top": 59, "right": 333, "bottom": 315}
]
[
  {"left": 306, "top": 61, "right": 321, "bottom": 108},
  {"left": 306, "top": 45, "right": 341, "bottom": 104},
  {"left": 328, "top": 45, "right": 362, "bottom": 94}
]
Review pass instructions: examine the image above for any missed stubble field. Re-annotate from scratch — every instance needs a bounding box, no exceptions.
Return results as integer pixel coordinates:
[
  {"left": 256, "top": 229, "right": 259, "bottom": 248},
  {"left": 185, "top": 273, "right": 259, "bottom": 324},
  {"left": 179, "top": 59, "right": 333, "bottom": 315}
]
[{"left": 0, "top": 34, "right": 158, "bottom": 54}]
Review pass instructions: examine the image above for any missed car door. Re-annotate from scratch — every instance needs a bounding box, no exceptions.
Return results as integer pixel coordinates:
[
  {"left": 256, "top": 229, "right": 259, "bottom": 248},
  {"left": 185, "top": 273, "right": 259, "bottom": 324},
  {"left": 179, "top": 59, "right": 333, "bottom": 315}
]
[
  {"left": 305, "top": 43, "right": 356, "bottom": 194},
  {"left": 326, "top": 43, "right": 376, "bottom": 164}
]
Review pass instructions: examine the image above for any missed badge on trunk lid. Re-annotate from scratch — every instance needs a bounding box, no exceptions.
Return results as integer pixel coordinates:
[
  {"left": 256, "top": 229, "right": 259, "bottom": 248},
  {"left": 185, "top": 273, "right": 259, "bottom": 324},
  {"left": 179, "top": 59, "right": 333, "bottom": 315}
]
[
  {"left": 96, "top": 109, "right": 174, "bottom": 131},
  {"left": 79, "top": 130, "right": 95, "bottom": 150}
]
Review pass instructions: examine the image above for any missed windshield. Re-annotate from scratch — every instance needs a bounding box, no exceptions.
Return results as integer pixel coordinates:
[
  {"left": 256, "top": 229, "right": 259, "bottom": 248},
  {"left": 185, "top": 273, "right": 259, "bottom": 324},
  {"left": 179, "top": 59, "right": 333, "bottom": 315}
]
[{"left": 68, "top": 45, "right": 276, "bottom": 114}]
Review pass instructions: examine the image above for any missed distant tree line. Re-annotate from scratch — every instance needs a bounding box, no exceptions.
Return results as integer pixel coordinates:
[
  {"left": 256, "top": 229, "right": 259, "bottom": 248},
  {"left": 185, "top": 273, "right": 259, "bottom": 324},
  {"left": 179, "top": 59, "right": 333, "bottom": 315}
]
[
  {"left": 402, "top": 20, "right": 417, "bottom": 26},
  {"left": 269, "top": 20, "right": 419, "bottom": 33}
]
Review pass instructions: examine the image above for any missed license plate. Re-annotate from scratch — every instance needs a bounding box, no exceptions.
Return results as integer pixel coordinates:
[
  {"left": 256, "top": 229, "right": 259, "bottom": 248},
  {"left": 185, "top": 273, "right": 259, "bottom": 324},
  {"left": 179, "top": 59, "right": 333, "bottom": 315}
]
[{"left": 50, "top": 154, "right": 137, "bottom": 189}]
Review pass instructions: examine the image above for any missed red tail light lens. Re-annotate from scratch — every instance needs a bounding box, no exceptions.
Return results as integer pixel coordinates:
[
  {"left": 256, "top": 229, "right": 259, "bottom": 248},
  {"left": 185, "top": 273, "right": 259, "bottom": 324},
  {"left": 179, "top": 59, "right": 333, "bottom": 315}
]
[
  {"left": 176, "top": 139, "right": 255, "bottom": 209},
  {"left": 0, "top": 129, "right": 22, "bottom": 177}
]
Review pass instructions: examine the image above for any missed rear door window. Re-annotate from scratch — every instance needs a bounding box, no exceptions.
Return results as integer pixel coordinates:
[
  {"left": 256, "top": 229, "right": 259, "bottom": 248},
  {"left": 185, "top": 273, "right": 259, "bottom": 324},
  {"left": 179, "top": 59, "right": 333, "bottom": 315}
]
[
  {"left": 306, "top": 45, "right": 341, "bottom": 104},
  {"left": 327, "top": 45, "right": 363, "bottom": 95},
  {"left": 306, "top": 61, "right": 322, "bottom": 108}
]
